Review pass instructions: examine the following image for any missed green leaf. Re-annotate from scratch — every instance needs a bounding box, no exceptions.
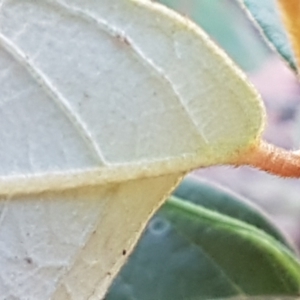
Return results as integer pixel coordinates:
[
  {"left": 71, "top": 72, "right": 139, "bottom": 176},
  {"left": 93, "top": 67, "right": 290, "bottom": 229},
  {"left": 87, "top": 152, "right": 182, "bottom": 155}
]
[
  {"left": 107, "top": 181, "right": 300, "bottom": 300},
  {"left": 174, "top": 177, "right": 295, "bottom": 251},
  {"left": 239, "top": 0, "right": 297, "bottom": 72}
]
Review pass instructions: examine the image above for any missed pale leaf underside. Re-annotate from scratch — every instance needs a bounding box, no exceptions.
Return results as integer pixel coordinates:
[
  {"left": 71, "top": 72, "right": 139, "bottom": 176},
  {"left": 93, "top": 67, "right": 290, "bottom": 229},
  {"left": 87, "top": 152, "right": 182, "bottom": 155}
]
[{"left": 0, "top": 0, "right": 265, "bottom": 299}]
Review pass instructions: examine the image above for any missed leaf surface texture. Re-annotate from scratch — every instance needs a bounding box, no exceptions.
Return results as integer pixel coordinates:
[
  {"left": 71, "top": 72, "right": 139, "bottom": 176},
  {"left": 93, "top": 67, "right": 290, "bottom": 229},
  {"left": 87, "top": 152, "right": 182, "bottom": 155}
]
[{"left": 0, "top": 0, "right": 265, "bottom": 298}]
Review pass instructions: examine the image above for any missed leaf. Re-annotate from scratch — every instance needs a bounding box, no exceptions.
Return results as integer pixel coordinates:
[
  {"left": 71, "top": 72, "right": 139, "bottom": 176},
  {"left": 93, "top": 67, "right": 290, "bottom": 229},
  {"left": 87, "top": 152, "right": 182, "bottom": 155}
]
[
  {"left": 3, "top": 0, "right": 300, "bottom": 298},
  {"left": 0, "top": 0, "right": 267, "bottom": 298},
  {"left": 107, "top": 183, "right": 300, "bottom": 300},
  {"left": 174, "top": 177, "right": 295, "bottom": 251},
  {"left": 0, "top": 0, "right": 265, "bottom": 181},
  {"left": 0, "top": 175, "right": 181, "bottom": 300},
  {"left": 239, "top": 0, "right": 297, "bottom": 72},
  {"left": 223, "top": 297, "right": 300, "bottom": 300},
  {"left": 159, "top": 0, "right": 270, "bottom": 72},
  {"left": 276, "top": 0, "right": 300, "bottom": 70}
]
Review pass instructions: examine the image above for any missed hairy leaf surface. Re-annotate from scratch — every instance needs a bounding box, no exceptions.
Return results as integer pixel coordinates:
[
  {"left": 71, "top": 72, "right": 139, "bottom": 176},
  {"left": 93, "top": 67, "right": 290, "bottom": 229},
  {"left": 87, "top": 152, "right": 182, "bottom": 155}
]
[{"left": 0, "top": 0, "right": 265, "bottom": 298}]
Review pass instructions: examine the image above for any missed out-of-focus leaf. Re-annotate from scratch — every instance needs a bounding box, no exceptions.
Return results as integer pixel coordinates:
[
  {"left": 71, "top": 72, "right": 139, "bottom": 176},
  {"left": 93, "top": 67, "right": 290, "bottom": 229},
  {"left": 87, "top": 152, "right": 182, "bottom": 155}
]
[
  {"left": 107, "top": 181, "right": 300, "bottom": 300},
  {"left": 159, "top": 0, "right": 270, "bottom": 71},
  {"left": 239, "top": 0, "right": 297, "bottom": 72},
  {"left": 0, "top": 0, "right": 266, "bottom": 298},
  {"left": 174, "top": 177, "right": 295, "bottom": 251},
  {"left": 277, "top": 0, "right": 300, "bottom": 70},
  {"left": 225, "top": 297, "right": 300, "bottom": 300}
]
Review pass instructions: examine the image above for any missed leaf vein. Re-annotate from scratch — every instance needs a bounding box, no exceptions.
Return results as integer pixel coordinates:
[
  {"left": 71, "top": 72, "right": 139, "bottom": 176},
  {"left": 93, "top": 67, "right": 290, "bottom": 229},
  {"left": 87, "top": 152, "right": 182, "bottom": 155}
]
[{"left": 0, "top": 32, "right": 106, "bottom": 164}]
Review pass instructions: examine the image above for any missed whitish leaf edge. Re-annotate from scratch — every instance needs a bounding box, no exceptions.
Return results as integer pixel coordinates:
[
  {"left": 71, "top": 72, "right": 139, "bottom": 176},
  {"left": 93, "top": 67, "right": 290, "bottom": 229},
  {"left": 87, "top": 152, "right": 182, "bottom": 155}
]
[{"left": 0, "top": 0, "right": 266, "bottom": 196}]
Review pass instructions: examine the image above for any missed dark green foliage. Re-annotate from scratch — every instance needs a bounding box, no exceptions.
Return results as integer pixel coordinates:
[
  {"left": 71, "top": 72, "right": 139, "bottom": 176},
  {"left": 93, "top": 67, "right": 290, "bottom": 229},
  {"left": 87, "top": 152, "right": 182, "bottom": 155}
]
[
  {"left": 174, "top": 178, "right": 294, "bottom": 250},
  {"left": 106, "top": 178, "right": 300, "bottom": 300},
  {"left": 241, "top": 0, "right": 297, "bottom": 72}
]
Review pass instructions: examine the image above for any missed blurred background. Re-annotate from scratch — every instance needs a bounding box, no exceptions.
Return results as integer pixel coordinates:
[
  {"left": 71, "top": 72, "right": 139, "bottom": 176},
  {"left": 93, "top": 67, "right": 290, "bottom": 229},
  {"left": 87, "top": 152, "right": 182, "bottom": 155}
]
[{"left": 156, "top": 0, "right": 300, "bottom": 251}]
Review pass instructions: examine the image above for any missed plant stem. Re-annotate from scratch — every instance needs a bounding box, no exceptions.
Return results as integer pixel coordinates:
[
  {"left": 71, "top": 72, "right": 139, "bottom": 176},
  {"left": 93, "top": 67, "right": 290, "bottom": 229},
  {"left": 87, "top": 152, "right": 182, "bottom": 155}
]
[{"left": 235, "top": 140, "right": 300, "bottom": 178}]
